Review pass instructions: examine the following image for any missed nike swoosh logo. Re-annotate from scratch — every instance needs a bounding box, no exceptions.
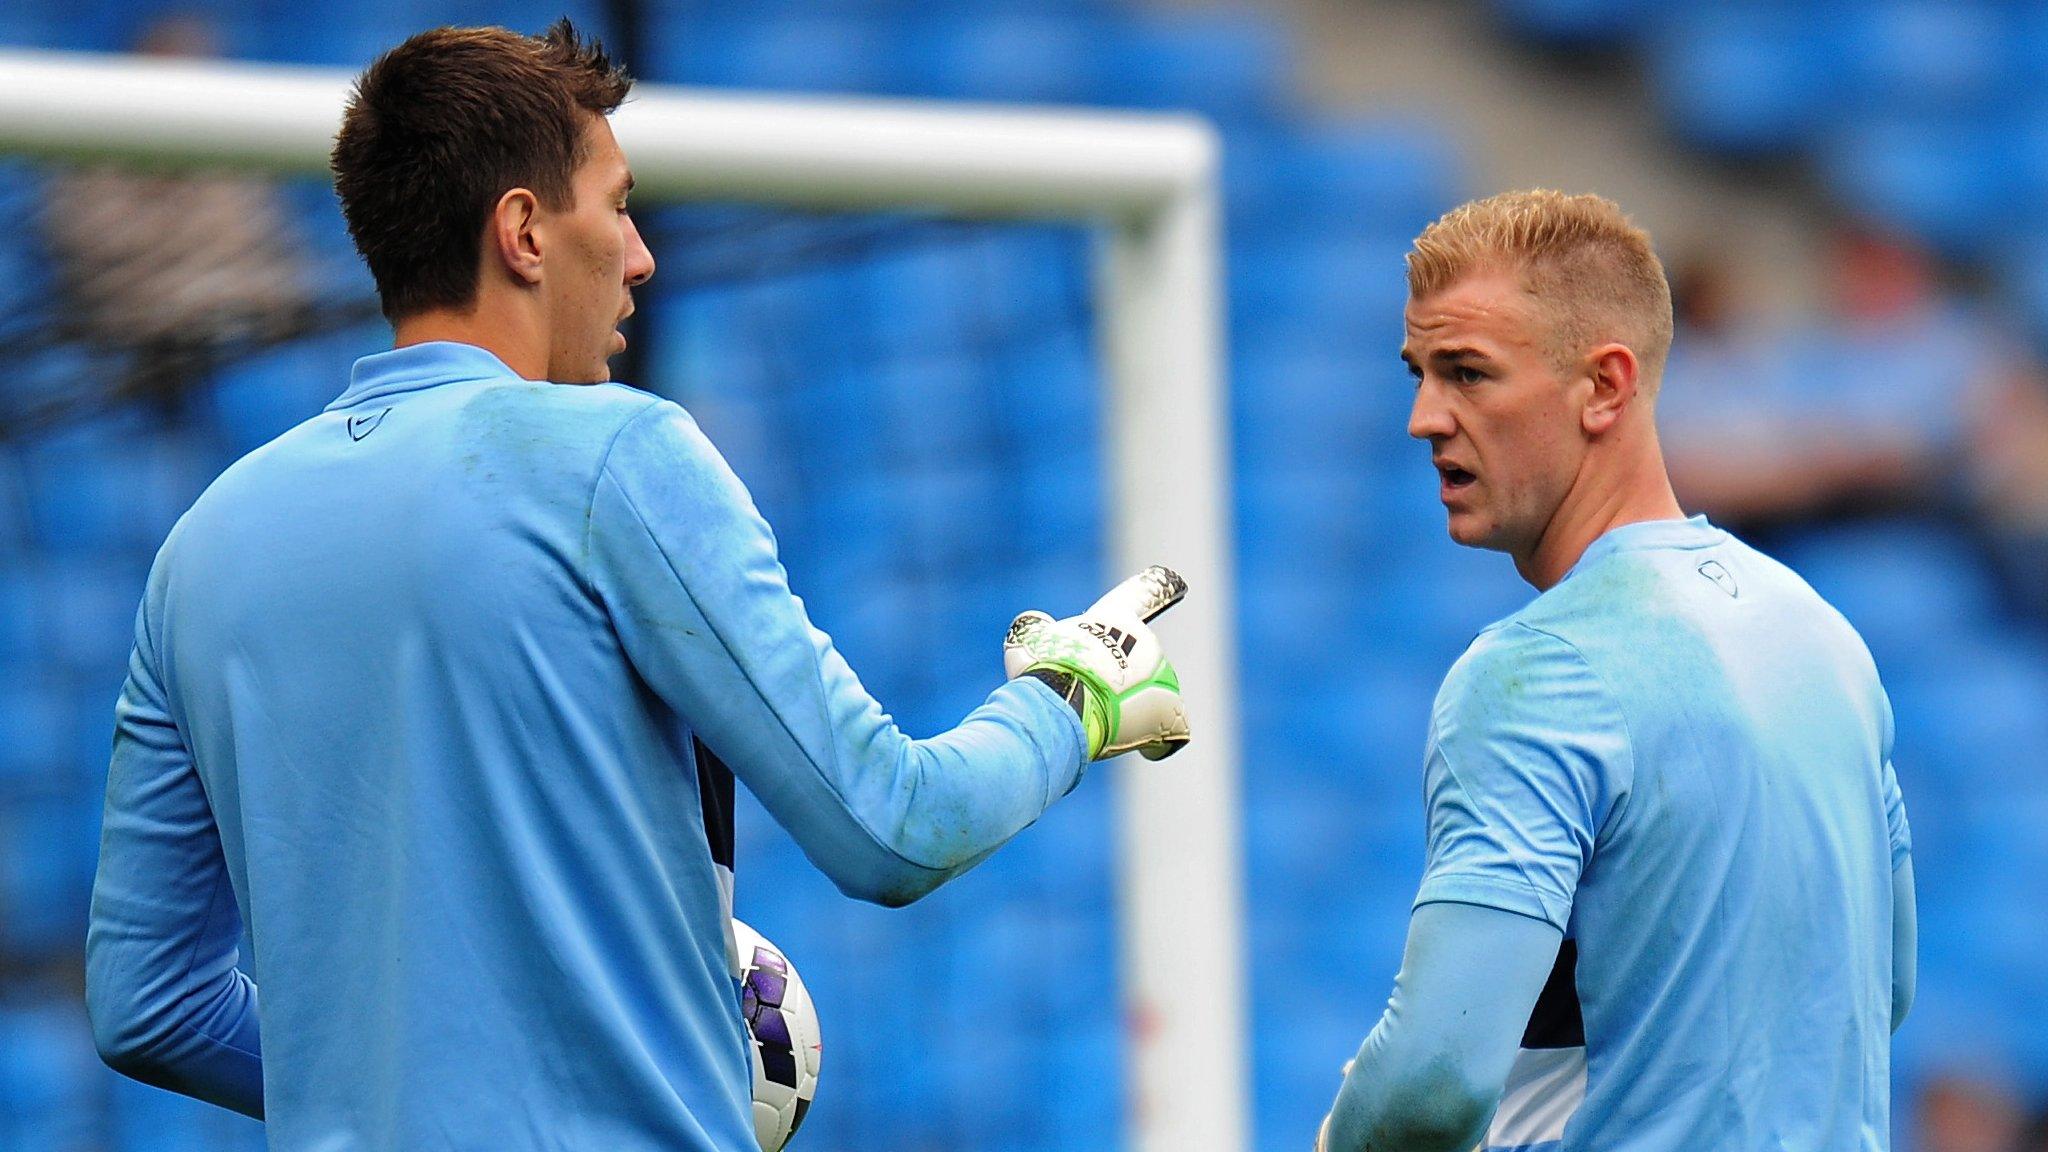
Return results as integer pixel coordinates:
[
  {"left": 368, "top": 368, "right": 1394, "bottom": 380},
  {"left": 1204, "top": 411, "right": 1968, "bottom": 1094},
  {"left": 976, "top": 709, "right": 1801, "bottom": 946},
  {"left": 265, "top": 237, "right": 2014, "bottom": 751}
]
[{"left": 347, "top": 408, "right": 390, "bottom": 441}]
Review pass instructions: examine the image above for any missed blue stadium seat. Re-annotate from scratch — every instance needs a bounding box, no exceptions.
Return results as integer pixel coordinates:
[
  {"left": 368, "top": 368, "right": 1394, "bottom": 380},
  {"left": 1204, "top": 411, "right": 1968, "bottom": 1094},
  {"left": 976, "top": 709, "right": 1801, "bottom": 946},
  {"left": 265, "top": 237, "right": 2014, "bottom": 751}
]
[
  {"left": 658, "top": 292, "right": 771, "bottom": 401},
  {"left": 276, "top": 177, "right": 369, "bottom": 269},
  {"left": 1237, "top": 569, "right": 1371, "bottom": 686},
  {"left": 789, "top": 473, "right": 905, "bottom": 569},
  {"left": 1085, "top": 11, "right": 1296, "bottom": 125},
  {"left": 1037, "top": 1023, "right": 1120, "bottom": 1146},
  {"left": 1773, "top": 521, "right": 2005, "bottom": 668},
  {"left": 2012, "top": 4, "right": 2048, "bottom": 93},
  {"left": 990, "top": 333, "right": 1097, "bottom": 441},
  {"left": 0, "top": 996, "right": 100, "bottom": 1152},
  {"left": 645, "top": 14, "right": 906, "bottom": 94},
  {"left": 0, "top": 564, "right": 39, "bottom": 663},
  {"left": 1255, "top": 658, "right": 1440, "bottom": 794},
  {"left": 0, "top": 455, "right": 32, "bottom": 561},
  {"left": 1652, "top": 6, "right": 1841, "bottom": 154},
  {"left": 1249, "top": 893, "right": 1404, "bottom": 1147},
  {"left": 1231, "top": 232, "right": 1414, "bottom": 351},
  {"left": 1835, "top": 1, "right": 2009, "bottom": 114},
  {"left": 1236, "top": 473, "right": 1378, "bottom": 589},
  {"left": 0, "top": 790, "right": 100, "bottom": 958},
  {"left": 36, "top": 556, "right": 145, "bottom": 676},
  {"left": 1494, "top": 0, "right": 1672, "bottom": 44},
  {"left": 19, "top": 420, "right": 217, "bottom": 557},
  {"left": 1890, "top": 976, "right": 2024, "bottom": 1092},
  {"left": 0, "top": 0, "right": 57, "bottom": 49},
  {"left": 0, "top": 673, "right": 67, "bottom": 788},
  {"left": 207, "top": 324, "right": 390, "bottom": 457},
  {"left": 1228, "top": 119, "right": 1463, "bottom": 243},
  {"left": 895, "top": 12, "right": 1098, "bottom": 104},
  {"left": 242, "top": 0, "right": 409, "bottom": 66},
  {"left": 871, "top": 359, "right": 1003, "bottom": 462},
  {"left": 0, "top": 165, "right": 54, "bottom": 325},
  {"left": 1357, "top": 531, "right": 1532, "bottom": 663},
  {"left": 1248, "top": 783, "right": 1413, "bottom": 913},
  {"left": 855, "top": 243, "right": 990, "bottom": 348},
  {"left": 415, "top": 0, "right": 613, "bottom": 38},
  {"left": 1886, "top": 638, "right": 2048, "bottom": 792},
  {"left": 1234, "top": 328, "right": 1415, "bottom": 478},
  {"left": 1819, "top": 114, "right": 2016, "bottom": 258},
  {"left": 18, "top": 419, "right": 143, "bottom": 554}
]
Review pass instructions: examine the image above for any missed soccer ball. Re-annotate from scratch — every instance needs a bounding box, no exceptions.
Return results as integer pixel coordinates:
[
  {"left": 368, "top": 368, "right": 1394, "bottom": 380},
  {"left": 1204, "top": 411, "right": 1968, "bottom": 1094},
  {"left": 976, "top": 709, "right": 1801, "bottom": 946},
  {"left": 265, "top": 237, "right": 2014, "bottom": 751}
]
[{"left": 734, "top": 919, "right": 822, "bottom": 1151}]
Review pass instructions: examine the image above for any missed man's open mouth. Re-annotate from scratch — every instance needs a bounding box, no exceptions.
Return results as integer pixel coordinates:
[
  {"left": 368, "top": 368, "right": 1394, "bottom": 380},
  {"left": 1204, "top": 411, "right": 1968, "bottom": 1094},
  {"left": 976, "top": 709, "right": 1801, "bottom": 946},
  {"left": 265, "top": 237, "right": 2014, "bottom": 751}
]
[{"left": 1438, "top": 464, "right": 1476, "bottom": 489}]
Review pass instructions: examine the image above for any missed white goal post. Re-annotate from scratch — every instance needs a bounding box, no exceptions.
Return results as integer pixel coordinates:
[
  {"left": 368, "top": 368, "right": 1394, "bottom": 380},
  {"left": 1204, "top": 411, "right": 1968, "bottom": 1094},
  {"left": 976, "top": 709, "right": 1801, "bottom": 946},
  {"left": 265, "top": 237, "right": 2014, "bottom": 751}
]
[{"left": 0, "top": 48, "right": 1247, "bottom": 1152}]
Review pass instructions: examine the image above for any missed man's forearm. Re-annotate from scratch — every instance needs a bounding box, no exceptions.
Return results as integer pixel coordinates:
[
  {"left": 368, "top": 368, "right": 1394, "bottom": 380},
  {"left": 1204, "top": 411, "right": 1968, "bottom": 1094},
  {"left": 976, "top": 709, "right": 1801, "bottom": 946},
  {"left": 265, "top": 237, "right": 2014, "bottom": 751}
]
[
  {"left": 88, "top": 922, "right": 263, "bottom": 1119},
  {"left": 1323, "top": 903, "right": 1562, "bottom": 1152},
  {"left": 1892, "top": 858, "right": 1916, "bottom": 1033}
]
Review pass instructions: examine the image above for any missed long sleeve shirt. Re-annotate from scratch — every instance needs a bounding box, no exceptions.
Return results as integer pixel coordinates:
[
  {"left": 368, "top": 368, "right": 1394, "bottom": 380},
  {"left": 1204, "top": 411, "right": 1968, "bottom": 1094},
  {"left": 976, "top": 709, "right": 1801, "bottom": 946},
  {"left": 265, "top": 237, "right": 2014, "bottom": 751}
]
[{"left": 86, "top": 340, "right": 1087, "bottom": 1151}]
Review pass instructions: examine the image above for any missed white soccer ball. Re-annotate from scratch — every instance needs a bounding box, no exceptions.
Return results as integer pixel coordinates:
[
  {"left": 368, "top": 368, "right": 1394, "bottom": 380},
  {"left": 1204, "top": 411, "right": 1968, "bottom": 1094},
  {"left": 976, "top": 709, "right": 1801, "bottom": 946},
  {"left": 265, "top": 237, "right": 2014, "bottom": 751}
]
[{"left": 734, "top": 918, "right": 822, "bottom": 1151}]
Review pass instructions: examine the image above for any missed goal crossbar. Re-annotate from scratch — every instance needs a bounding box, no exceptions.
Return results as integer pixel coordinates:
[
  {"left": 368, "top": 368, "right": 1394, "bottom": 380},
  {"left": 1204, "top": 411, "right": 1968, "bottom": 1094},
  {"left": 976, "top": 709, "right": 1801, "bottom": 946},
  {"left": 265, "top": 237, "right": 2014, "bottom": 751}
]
[{"left": 0, "top": 47, "right": 1246, "bottom": 1152}]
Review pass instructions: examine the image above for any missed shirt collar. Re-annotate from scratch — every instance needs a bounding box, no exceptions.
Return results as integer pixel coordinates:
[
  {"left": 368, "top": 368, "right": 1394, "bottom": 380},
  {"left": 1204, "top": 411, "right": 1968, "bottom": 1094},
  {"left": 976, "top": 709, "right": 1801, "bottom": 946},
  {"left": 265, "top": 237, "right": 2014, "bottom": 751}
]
[
  {"left": 327, "top": 341, "right": 527, "bottom": 411},
  {"left": 1562, "top": 514, "right": 1725, "bottom": 582}
]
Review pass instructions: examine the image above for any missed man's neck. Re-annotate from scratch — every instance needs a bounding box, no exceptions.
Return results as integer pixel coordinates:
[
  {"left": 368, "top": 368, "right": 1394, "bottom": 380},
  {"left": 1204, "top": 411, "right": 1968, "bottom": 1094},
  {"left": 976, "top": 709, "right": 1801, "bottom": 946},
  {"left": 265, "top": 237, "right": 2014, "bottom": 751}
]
[
  {"left": 392, "top": 306, "right": 547, "bottom": 381},
  {"left": 1515, "top": 441, "right": 1685, "bottom": 591}
]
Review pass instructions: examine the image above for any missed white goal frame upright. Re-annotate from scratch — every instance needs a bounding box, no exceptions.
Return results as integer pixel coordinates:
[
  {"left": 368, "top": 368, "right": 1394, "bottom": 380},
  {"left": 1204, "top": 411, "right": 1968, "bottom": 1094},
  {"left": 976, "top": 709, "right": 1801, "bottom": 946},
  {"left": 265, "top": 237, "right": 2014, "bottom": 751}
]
[{"left": 0, "top": 48, "right": 1246, "bottom": 1152}]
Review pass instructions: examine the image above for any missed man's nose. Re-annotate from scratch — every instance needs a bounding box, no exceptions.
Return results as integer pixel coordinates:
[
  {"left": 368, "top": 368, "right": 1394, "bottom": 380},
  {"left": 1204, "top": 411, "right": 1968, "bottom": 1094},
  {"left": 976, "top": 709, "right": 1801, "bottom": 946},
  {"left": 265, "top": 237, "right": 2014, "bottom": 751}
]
[
  {"left": 1408, "top": 379, "right": 1455, "bottom": 442},
  {"left": 623, "top": 213, "right": 656, "bottom": 287}
]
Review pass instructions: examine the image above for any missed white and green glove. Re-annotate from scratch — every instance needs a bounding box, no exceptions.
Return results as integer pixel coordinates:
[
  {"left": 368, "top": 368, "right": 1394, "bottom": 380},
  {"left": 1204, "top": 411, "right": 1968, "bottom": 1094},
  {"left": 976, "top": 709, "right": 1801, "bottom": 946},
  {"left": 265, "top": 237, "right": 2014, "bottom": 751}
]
[{"left": 1003, "top": 565, "right": 1192, "bottom": 761}]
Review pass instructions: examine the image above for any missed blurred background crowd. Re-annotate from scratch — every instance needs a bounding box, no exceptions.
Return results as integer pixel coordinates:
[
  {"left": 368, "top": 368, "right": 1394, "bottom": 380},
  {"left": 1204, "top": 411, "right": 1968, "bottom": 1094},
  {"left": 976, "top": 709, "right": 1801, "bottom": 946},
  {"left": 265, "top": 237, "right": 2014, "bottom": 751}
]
[{"left": 1, "top": 1, "right": 2045, "bottom": 1150}]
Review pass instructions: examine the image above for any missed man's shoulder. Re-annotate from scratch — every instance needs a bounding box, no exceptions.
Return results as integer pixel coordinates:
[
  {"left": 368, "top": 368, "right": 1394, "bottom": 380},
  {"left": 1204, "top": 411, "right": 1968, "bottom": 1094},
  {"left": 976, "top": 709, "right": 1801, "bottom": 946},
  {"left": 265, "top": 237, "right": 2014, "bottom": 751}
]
[
  {"left": 452, "top": 378, "right": 671, "bottom": 437},
  {"left": 1435, "top": 619, "right": 1606, "bottom": 729},
  {"left": 1483, "top": 529, "right": 1882, "bottom": 718}
]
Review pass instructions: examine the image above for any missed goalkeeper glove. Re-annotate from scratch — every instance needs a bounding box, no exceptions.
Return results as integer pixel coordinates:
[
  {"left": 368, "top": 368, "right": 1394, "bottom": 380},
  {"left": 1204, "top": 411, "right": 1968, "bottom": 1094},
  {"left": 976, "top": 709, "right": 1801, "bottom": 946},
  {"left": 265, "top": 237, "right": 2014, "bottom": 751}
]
[{"left": 1003, "top": 566, "right": 1191, "bottom": 761}]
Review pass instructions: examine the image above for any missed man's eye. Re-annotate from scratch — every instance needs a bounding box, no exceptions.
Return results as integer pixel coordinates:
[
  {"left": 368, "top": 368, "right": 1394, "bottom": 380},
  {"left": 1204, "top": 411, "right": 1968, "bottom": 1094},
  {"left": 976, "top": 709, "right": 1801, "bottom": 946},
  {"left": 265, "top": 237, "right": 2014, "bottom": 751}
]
[{"left": 1453, "top": 365, "right": 1485, "bottom": 384}]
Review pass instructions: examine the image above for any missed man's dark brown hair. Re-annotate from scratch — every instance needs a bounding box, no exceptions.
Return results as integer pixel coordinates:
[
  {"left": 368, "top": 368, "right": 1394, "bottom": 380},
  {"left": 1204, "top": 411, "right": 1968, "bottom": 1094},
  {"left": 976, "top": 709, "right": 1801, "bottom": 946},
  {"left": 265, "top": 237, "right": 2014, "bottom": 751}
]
[{"left": 331, "top": 20, "right": 631, "bottom": 321}]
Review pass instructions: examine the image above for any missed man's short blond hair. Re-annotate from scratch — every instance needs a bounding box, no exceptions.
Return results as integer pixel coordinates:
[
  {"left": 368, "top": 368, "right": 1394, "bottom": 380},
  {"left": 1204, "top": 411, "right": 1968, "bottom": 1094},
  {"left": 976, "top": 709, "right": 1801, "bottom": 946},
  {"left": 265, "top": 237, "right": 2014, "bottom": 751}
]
[{"left": 1408, "top": 189, "right": 1675, "bottom": 389}]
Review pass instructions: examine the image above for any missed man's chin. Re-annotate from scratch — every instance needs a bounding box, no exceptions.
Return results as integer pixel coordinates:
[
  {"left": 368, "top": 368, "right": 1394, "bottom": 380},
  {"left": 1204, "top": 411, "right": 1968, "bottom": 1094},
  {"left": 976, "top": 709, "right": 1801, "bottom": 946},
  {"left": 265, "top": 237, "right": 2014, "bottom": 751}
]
[{"left": 1445, "top": 513, "right": 1507, "bottom": 552}]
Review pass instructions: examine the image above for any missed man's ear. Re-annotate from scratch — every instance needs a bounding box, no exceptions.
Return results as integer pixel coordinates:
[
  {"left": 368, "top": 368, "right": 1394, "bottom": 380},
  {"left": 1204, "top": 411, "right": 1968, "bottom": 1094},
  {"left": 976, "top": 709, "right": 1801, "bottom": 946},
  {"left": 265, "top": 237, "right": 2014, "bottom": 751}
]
[
  {"left": 487, "top": 187, "right": 543, "bottom": 287},
  {"left": 1581, "top": 342, "right": 1640, "bottom": 436}
]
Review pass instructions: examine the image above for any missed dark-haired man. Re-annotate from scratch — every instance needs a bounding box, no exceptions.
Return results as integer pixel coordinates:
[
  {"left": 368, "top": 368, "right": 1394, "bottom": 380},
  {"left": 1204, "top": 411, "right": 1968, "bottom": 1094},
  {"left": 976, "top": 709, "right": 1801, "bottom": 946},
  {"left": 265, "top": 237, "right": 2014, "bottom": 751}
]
[{"left": 84, "top": 22, "right": 1189, "bottom": 1151}]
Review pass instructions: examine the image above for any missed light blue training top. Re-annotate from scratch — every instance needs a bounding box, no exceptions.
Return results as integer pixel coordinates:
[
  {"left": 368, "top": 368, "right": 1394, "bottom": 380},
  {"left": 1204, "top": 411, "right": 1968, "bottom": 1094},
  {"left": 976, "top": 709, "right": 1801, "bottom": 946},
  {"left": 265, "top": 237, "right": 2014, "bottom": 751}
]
[
  {"left": 1430, "top": 515, "right": 1909, "bottom": 1151},
  {"left": 85, "top": 341, "right": 1087, "bottom": 1151},
  {"left": 1331, "top": 516, "right": 1911, "bottom": 1152}
]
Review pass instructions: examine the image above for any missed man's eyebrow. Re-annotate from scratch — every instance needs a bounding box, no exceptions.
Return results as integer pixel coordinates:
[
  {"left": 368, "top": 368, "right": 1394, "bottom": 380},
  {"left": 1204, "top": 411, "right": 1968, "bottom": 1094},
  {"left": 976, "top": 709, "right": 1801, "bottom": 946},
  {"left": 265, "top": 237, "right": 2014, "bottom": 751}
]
[
  {"left": 1429, "top": 345, "right": 1492, "bottom": 362},
  {"left": 1401, "top": 345, "right": 1493, "bottom": 373}
]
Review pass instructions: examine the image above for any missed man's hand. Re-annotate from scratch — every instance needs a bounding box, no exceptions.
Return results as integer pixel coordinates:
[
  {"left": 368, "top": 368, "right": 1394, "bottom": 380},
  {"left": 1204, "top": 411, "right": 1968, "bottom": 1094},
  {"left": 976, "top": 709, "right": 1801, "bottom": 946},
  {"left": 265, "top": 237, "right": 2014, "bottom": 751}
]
[{"left": 1004, "top": 566, "right": 1191, "bottom": 761}]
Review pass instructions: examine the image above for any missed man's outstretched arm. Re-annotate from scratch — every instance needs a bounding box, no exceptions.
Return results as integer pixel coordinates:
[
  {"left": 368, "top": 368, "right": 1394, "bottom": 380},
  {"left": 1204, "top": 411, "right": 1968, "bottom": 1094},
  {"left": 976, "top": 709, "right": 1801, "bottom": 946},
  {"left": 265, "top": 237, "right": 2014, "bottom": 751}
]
[
  {"left": 588, "top": 401, "right": 1184, "bottom": 905},
  {"left": 86, "top": 591, "right": 263, "bottom": 1118},
  {"left": 1319, "top": 902, "right": 1560, "bottom": 1152}
]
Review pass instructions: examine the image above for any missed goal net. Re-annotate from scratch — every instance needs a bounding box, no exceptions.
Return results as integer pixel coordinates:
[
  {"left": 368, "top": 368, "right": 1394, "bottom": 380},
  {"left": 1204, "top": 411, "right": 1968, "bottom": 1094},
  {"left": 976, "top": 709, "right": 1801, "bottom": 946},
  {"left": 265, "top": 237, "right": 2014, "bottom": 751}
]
[{"left": 0, "top": 48, "right": 1243, "bottom": 1152}]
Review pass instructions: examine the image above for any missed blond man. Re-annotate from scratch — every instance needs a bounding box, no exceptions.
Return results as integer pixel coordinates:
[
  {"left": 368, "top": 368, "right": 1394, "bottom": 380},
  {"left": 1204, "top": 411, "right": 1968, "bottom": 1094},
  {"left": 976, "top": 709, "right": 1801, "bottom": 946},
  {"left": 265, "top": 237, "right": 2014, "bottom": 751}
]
[{"left": 1316, "top": 191, "right": 1915, "bottom": 1152}]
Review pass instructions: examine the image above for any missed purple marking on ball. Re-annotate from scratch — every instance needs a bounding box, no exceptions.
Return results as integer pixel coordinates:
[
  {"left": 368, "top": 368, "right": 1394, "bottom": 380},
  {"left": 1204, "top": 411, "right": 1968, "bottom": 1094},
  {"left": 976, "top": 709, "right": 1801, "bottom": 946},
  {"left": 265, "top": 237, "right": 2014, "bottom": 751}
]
[
  {"left": 741, "top": 984, "right": 758, "bottom": 1017},
  {"left": 754, "top": 1006, "right": 792, "bottom": 1048},
  {"left": 751, "top": 947, "right": 788, "bottom": 974},
  {"left": 760, "top": 1040, "right": 798, "bottom": 1089},
  {"left": 748, "top": 969, "right": 788, "bottom": 1008}
]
